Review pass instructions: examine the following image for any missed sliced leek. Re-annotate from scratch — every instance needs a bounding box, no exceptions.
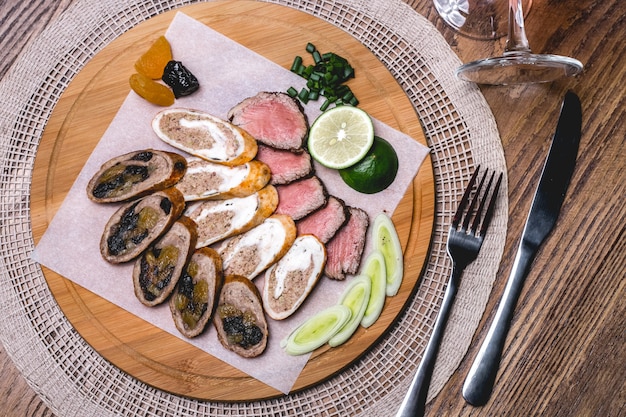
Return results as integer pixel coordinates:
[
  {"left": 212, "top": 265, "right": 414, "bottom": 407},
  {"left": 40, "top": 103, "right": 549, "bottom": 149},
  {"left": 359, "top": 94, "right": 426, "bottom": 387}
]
[
  {"left": 328, "top": 275, "right": 372, "bottom": 347},
  {"left": 282, "top": 305, "right": 351, "bottom": 355},
  {"left": 360, "top": 250, "right": 387, "bottom": 328},
  {"left": 373, "top": 213, "right": 404, "bottom": 296}
]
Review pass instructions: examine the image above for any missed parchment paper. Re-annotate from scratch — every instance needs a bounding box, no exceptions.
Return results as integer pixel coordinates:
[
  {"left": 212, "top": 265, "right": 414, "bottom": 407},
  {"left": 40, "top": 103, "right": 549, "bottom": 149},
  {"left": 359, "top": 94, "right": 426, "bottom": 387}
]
[{"left": 31, "top": 12, "right": 429, "bottom": 394}]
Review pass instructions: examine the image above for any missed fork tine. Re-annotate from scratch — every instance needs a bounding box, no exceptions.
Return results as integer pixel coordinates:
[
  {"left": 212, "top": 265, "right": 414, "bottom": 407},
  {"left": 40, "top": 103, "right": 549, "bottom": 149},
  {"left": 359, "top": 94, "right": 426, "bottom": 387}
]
[
  {"left": 452, "top": 165, "right": 481, "bottom": 228},
  {"left": 470, "top": 170, "right": 495, "bottom": 233},
  {"left": 478, "top": 172, "right": 503, "bottom": 237},
  {"left": 463, "top": 169, "right": 488, "bottom": 231}
]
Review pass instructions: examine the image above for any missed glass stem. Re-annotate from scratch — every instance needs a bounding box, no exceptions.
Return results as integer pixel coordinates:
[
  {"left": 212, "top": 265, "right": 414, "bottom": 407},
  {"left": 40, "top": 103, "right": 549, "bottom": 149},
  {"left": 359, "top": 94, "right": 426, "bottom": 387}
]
[{"left": 505, "top": 0, "right": 532, "bottom": 54}]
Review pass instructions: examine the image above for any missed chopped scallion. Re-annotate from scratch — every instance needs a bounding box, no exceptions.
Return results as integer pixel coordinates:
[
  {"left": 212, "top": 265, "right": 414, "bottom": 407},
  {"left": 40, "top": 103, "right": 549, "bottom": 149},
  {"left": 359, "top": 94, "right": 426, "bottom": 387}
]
[
  {"left": 287, "top": 87, "right": 298, "bottom": 98},
  {"left": 290, "top": 55, "right": 303, "bottom": 72},
  {"left": 286, "top": 43, "right": 360, "bottom": 111}
]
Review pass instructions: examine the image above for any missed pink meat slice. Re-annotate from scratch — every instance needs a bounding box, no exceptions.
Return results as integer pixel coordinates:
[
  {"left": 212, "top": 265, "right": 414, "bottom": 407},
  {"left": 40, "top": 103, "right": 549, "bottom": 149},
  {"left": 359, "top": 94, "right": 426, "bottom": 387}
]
[
  {"left": 275, "top": 176, "right": 327, "bottom": 221},
  {"left": 228, "top": 92, "right": 308, "bottom": 151},
  {"left": 296, "top": 196, "right": 348, "bottom": 243},
  {"left": 324, "top": 207, "right": 369, "bottom": 280},
  {"left": 256, "top": 144, "right": 313, "bottom": 185}
]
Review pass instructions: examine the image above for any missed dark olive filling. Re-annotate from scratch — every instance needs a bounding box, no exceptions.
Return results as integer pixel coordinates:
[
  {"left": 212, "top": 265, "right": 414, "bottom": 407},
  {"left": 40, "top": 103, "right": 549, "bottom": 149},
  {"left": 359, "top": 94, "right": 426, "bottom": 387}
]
[
  {"left": 130, "top": 151, "right": 154, "bottom": 162},
  {"left": 139, "top": 245, "right": 179, "bottom": 301},
  {"left": 107, "top": 203, "right": 159, "bottom": 256},
  {"left": 218, "top": 304, "right": 263, "bottom": 349},
  {"left": 174, "top": 161, "right": 186, "bottom": 171},
  {"left": 92, "top": 164, "right": 150, "bottom": 199},
  {"left": 160, "top": 196, "right": 172, "bottom": 214},
  {"left": 174, "top": 265, "right": 209, "bottom": 330}
]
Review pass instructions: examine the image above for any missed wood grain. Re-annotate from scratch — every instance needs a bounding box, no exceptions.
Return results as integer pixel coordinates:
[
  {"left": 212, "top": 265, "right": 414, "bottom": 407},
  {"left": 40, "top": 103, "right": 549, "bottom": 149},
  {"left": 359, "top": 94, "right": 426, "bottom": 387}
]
[
  {"left": 405, "top": 1, "right": 626, "bottom": 416},
  {"left": 29, "top": 1, "right": 433, "bottom": 403},
  {"left": 1, "top": 0, "right": 624, "bottom": 416}
]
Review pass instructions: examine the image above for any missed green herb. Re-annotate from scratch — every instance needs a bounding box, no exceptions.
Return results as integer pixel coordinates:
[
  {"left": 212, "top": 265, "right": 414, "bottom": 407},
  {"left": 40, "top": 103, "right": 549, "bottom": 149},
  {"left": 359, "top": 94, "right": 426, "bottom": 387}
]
[{"left": 288, "top": 42, "right": 358, "bottom": 110}]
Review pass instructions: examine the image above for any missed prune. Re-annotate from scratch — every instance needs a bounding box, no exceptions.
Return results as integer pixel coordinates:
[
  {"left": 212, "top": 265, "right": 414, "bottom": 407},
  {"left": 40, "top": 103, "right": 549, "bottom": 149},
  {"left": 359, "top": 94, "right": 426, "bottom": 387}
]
[
  {"left": 107, "top": 234, "right": 127, "bottom": 256},
  {"left": 221, "top": 311, "right": 262, "bottom": 348},
  {"left": 176, "top": 273, "right": 208, "bottom": 330},
  {"left": 160, "top": 197, "right": 172, "bottom": 214},
  {"left": 162, "top": 60, "right": 199, "bottom": 98},
  {"left": 107, "top": 202, "right": 141, "bottom": 255},
  {"left": 243, "top": 325, "right": 263, "bottom": 347},
  {"left": 131, "top": 151, "right": 154, "bottom": 162},
  {"left": 179, "top": 273, "right": 195, "bottom": 298},
  {"left": 139, "top": 245, "right": 179, "bottom": 299},
  {"left": 92, "top": 164, "right": 148, "bottom": 199}
]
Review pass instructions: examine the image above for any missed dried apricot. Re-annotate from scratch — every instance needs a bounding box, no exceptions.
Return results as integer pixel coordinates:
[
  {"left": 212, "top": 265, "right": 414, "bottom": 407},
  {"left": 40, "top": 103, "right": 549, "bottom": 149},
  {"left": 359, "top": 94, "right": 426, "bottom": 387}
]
[
  {"left": 134, "top": 36, "right": 173, "bottom": 79},
  {"left": 129, "top": 73, "right": 175, "bottom": 106}
]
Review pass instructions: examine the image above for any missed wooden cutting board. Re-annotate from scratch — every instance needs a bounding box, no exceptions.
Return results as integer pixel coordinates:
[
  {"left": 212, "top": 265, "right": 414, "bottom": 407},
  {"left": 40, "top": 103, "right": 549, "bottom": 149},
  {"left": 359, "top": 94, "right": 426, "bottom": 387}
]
[{"left": 31, "top": 0, "right": 434, "bottom": 401}]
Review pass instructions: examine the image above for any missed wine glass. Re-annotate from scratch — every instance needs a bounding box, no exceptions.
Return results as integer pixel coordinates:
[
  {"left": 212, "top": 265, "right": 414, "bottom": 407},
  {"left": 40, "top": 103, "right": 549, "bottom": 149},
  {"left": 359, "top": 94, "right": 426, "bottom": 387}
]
[
  {"left": 455, "top": 0, "right": 583, "bottom": 85},
  {"left": 433, "top": 0, "right": 532, "bottom": 40}
]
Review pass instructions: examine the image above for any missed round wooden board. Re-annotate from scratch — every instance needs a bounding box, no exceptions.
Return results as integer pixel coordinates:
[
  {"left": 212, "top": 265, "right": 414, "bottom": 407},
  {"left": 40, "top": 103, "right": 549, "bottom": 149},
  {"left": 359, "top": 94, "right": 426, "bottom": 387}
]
[{"left": 31, "top": 0, "right": 434, "bottom": 402}]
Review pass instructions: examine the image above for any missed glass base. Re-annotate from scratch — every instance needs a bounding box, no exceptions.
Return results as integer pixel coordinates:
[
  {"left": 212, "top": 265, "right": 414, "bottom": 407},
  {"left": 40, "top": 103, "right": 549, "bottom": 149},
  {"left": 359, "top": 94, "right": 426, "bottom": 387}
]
[
  {"left": 433, "top": 0, "right": 533, "bottom": 40},
  {"left": 455, "top": 52, "right": 583, "bottom": 85}
]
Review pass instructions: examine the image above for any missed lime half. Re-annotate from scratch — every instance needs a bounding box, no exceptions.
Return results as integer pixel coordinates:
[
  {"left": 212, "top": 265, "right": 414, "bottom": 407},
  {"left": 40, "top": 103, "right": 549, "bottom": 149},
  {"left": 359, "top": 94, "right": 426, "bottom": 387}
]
[
  {"left": 339, "top": 136, "right": 399, "bottom": 194},
  {"left": 308, "top": 106, "right": 374, "bottom": 169}
]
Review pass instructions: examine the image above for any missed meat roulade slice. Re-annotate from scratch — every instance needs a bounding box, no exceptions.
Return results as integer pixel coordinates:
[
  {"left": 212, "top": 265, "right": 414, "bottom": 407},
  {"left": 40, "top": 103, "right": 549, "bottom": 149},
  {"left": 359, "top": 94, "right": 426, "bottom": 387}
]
[
  {"left": 186, "top": 185, "right": 278, "bottom": 248},
  {"left": 175, "top": 158, "right": 271, "bottom": 202},
  {"left": 100, "top": 188, "right": 185, "bottom": 263},
  {"left": 133, "top": 216, "right": 198, "bottom": 306},
  {"left": 170, "top": 247, "right": 224, "bottom": 338},
  {"left": 217, "top": 214, "right": 297, "bottom": 280},
  {"left": 86, "top": 149, "right": 187, "bottom": 203},
  {"left": 152, "top": 108, "right": 257, "bottom": 166},
  {"left": 214, "top": 274, "right": 269, "bottom": 358},
  {"left": 262, "top": 235, "right": 327, "bottom": 320}
]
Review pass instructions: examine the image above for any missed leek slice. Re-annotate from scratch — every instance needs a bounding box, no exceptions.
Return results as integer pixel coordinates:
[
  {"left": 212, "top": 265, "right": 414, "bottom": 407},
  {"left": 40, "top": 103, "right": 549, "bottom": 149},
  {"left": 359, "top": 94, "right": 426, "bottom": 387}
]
[
  {"left": 360, "top": 250, "right": 387, "bottom": 328},
  {"left": 282, "top": 305, "right": 351, "bottom": 355},
  {"left": 372, "top": 213, "right": 404, "bottom": 296},
  {"left": 328, "top": 275, "right": 372, "bottom": 347}
]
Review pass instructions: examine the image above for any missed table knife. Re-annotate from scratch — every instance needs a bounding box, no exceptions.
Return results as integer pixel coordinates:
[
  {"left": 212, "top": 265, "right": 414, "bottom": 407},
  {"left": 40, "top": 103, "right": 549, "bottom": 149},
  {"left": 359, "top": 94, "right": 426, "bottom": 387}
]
[{"left": 462, "top": 91, "right": 582, "bottom": 406}]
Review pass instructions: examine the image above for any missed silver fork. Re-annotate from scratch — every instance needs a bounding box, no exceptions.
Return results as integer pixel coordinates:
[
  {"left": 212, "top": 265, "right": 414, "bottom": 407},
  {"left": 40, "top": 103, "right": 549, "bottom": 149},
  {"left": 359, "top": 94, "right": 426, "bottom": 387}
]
[{"left": 396, "top": 166, "right": 503, "bottom": 417}]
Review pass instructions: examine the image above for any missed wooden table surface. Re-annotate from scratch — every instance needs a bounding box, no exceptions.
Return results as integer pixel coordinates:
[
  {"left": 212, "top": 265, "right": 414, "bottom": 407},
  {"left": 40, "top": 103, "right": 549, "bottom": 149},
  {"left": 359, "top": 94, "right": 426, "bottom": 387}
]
[{"left": 1, "top": 0, "right": 623, "bottom": 416}]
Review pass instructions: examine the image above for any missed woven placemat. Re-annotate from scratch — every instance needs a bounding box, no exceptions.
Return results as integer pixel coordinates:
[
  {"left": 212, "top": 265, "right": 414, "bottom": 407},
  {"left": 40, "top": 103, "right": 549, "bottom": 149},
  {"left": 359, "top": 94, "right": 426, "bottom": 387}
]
[{"left": 0, "top": 0, "right": 507, "bottom": 415}]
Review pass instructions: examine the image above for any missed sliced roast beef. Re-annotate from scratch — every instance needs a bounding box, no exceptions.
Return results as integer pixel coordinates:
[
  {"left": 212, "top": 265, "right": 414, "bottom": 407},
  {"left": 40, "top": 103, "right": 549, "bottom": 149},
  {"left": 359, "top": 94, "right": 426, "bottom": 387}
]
[
  {"left": 296, "top": 196, "right": 349, "bottom": 243},
  {"left": 275, "top": 176, "right": 327, "bottom": 221},
  {"left": 255, "top": 144, "right": 313, "bottom": 185},
  {"left": 324, "top": 207, "right": 369, "bottom": 280},
  {"left": 228, "top": 92, "right": 308, "bottom": 151}
]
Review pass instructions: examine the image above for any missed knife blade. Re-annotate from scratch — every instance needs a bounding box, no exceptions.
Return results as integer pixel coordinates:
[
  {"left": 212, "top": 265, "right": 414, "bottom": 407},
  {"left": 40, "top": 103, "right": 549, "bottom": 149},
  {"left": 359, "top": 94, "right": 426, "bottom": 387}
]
[{"left": 462, "top": 91, "right": 582, "bottom": 406}]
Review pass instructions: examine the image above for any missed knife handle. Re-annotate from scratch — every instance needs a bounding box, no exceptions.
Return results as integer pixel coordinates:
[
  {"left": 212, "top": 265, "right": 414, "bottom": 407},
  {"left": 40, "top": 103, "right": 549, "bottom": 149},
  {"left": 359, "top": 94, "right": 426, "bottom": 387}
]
[{"left": 462, "top": 242, "right": 536, "bottom": 406}]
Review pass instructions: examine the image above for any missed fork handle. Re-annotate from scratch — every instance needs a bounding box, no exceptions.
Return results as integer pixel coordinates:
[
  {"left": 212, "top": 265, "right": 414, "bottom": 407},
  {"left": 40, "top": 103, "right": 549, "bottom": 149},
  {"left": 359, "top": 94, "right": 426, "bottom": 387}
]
[
  {"left": 462, "top": 243, "right": 536, "bottom": 406},
  {"left": 396, "top": 266, "right": 462, "bottom": 417}
]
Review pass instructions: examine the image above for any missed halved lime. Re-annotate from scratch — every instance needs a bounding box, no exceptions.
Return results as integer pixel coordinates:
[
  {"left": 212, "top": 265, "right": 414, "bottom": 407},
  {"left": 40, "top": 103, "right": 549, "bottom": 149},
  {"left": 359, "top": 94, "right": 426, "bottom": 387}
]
[
  {"left": 308, "top": 106, "right": 374, "bottom": 169},
  {"left": 339, "top": 136, "right": 399, "bottom": 194}
]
